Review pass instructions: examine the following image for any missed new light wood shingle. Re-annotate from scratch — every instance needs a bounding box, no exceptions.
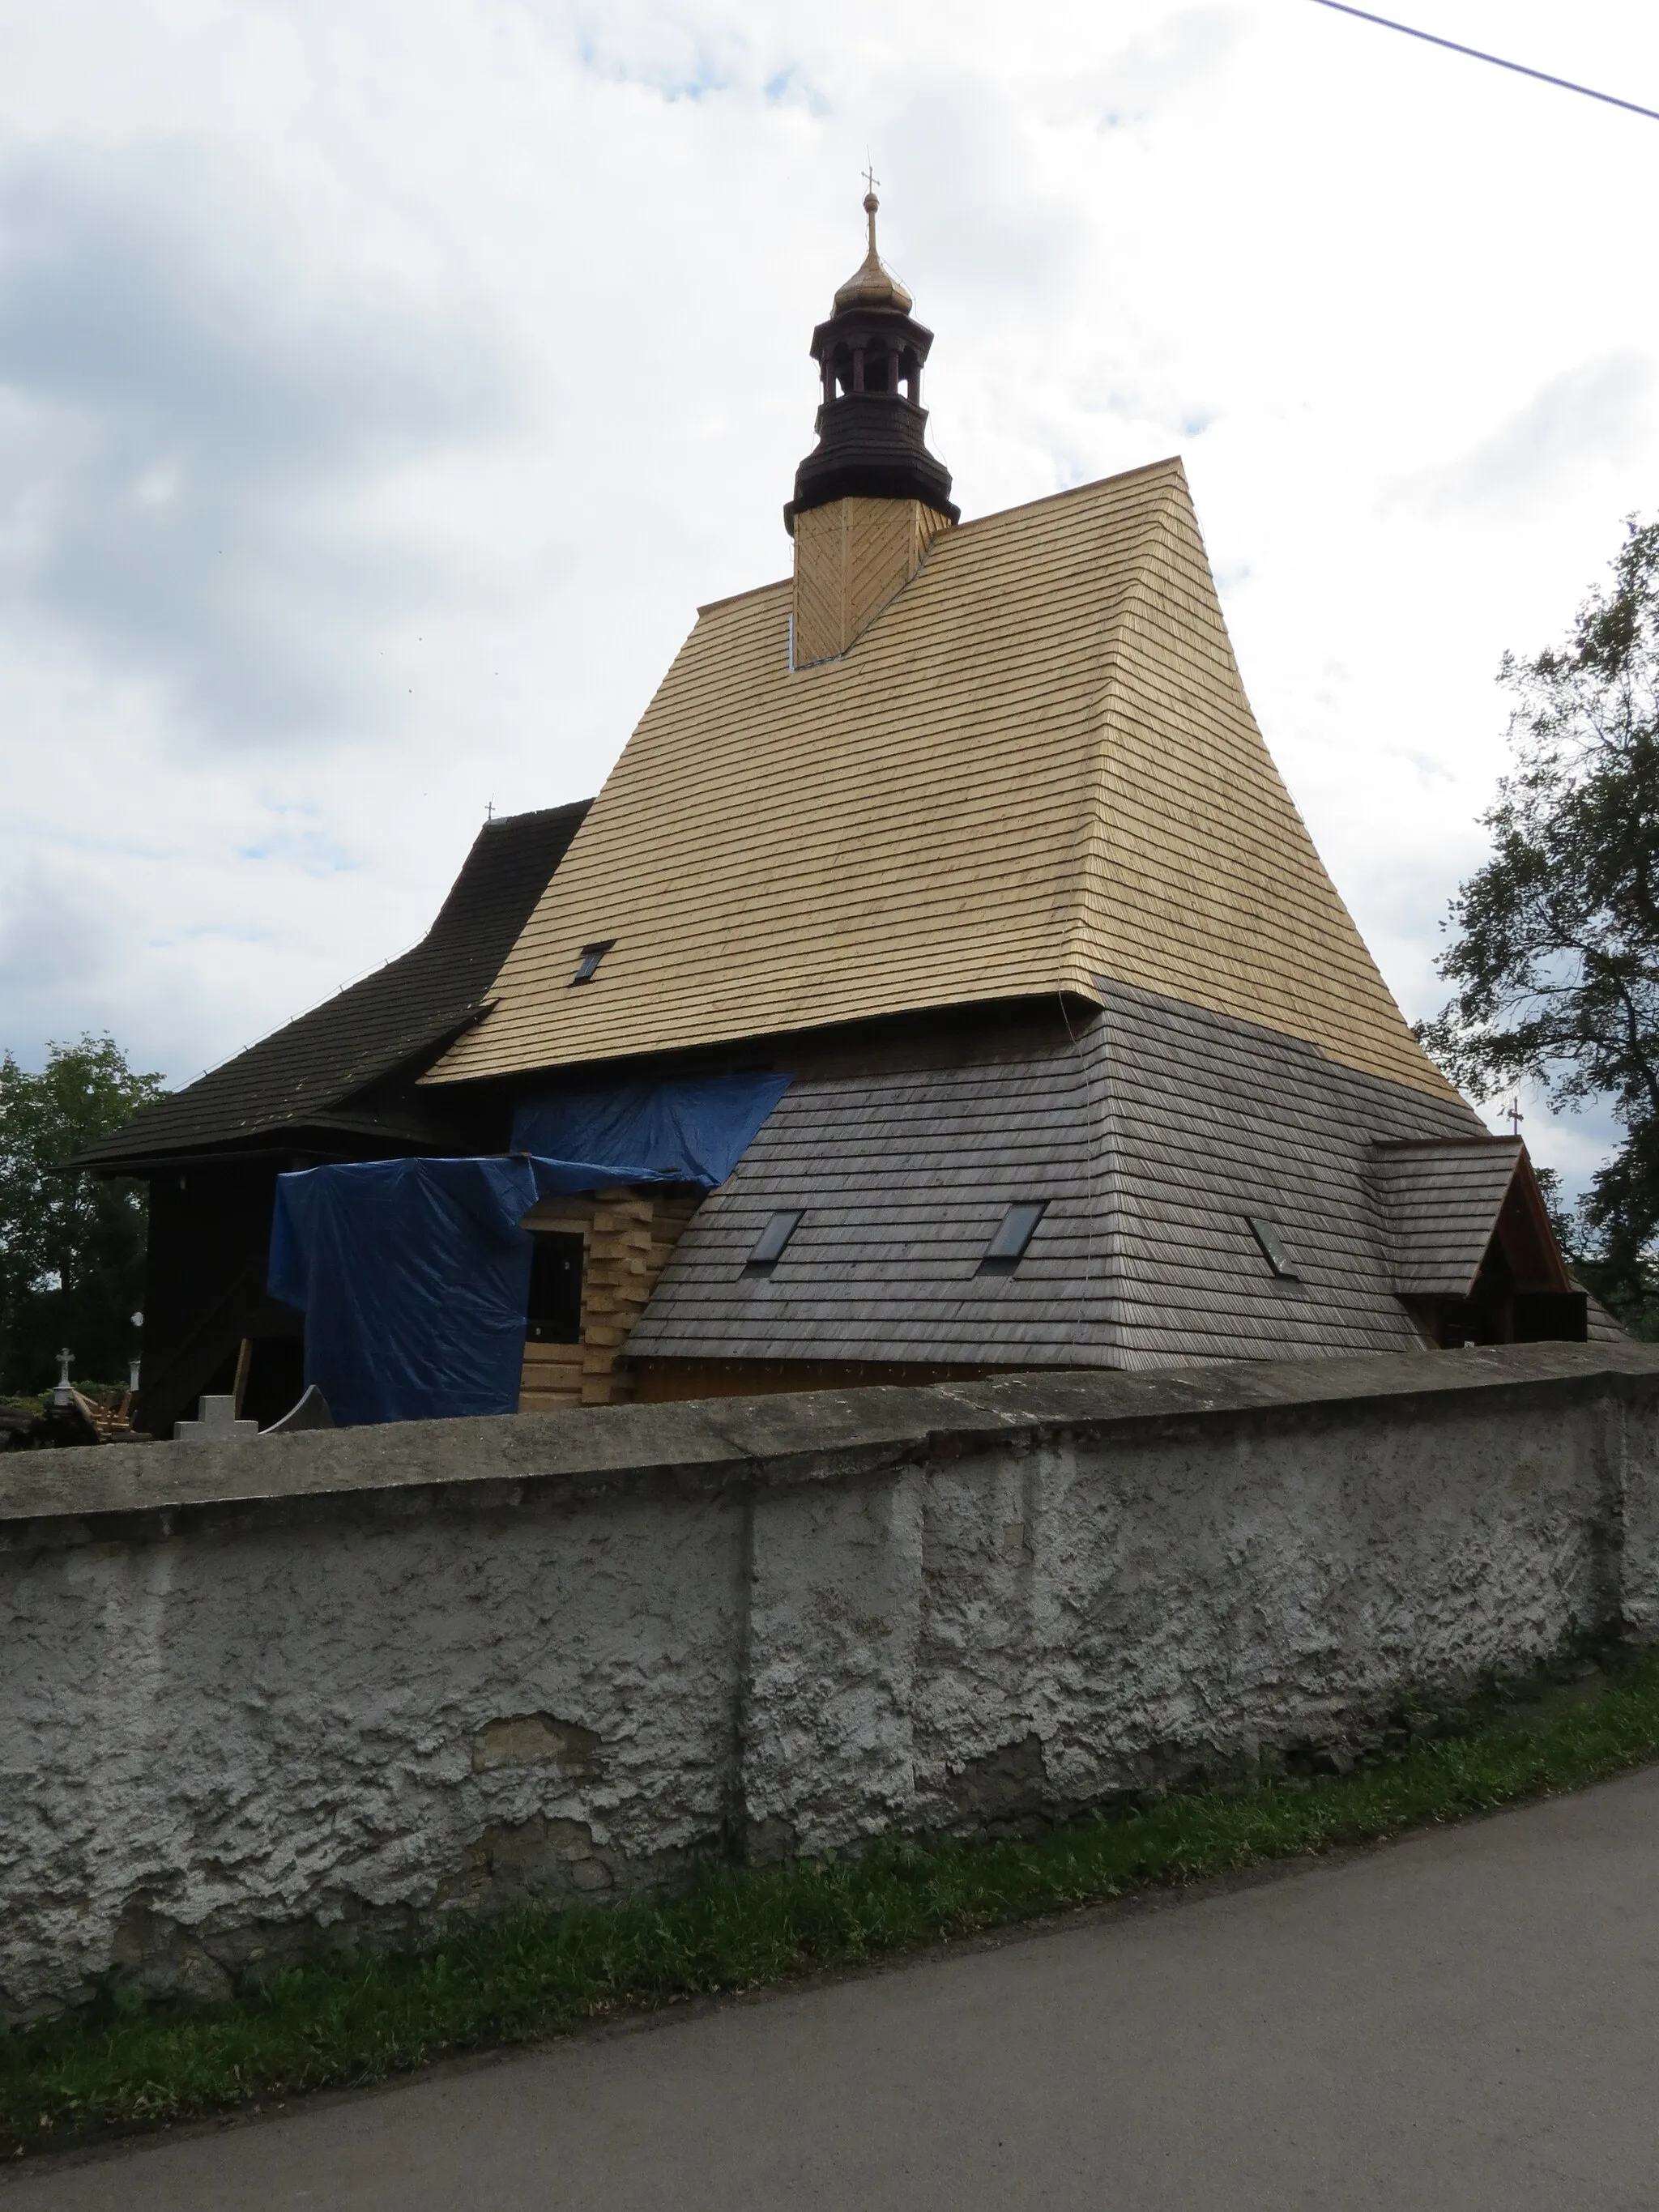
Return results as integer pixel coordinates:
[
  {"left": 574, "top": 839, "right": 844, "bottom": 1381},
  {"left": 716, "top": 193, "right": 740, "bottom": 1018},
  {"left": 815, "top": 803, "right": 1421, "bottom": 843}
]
[{"left": 424, "top": 463, "right": 1455, "bottom": 1102}]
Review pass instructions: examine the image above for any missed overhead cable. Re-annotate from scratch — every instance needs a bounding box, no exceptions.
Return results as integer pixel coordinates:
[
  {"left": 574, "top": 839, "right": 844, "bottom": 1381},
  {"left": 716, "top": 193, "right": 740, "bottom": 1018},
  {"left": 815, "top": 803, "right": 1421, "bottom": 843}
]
[{"left": 1309, "top": 0, "right": 1659, "bottom": 125}]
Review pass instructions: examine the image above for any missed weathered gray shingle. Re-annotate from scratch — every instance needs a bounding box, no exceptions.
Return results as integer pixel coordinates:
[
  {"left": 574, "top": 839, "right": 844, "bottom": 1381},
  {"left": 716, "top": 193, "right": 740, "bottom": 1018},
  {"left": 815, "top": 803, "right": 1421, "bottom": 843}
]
[
  {"left": 1371, "top": 1140, "right": 1525, "bottom": 1297},
  {"left": 627, "top": 980, "right": 1494, "bottom": 1370}
]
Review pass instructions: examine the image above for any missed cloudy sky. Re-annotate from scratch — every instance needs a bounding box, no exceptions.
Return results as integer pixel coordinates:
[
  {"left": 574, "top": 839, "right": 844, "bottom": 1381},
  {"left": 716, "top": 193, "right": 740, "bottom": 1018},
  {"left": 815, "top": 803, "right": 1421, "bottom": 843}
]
[{"left": 3, "top": 0, "right": 1657, "bottom": 1192}]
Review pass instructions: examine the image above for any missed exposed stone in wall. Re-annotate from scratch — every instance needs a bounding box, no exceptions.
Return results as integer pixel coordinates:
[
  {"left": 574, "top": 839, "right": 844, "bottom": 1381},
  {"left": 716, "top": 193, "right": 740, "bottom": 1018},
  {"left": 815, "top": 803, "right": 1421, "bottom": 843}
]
[
  {"left": 1, "top": 1343, "right": 1657, "bottom": 2018},
  {"left": 471, "top": 1713, "right": 602, "bottom": 1775}
]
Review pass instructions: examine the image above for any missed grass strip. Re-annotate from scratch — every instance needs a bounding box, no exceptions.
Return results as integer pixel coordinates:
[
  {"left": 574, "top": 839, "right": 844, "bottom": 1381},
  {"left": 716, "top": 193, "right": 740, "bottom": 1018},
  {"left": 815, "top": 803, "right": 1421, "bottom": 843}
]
[{"left": 6, "top": 1649, "right": 1659, "bottom": 2157}]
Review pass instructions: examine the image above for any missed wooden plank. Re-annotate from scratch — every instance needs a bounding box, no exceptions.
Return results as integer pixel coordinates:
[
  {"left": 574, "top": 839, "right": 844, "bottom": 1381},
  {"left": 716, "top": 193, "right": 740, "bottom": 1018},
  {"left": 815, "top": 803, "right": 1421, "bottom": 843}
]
[{"left": 515, "top": 1188, "right": 706, "bottom": 1412}]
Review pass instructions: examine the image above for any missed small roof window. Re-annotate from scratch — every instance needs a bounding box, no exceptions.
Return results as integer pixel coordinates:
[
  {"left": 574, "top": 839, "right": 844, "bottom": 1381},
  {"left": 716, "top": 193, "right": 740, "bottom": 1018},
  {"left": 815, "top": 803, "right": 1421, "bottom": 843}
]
[
  {"left": 1247, "top": 1216, "right": 1300, "bottom": 1281},
  {"left": 747, "top": 1210, "right": 803, "bottom": 1268},
  {"left": 569, "top": 940, "right": 615, "bottom": 987},
  {"left": 979, "top": 1200, "right": 1047, "bottom": 1274}
]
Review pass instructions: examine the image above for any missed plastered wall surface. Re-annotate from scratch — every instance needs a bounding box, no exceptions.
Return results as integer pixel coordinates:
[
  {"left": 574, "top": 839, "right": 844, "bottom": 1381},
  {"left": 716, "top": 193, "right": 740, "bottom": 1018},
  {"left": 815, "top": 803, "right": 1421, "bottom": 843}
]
[{"left": 2, "top": 1343, "right": 1657, "bottom": 2018}]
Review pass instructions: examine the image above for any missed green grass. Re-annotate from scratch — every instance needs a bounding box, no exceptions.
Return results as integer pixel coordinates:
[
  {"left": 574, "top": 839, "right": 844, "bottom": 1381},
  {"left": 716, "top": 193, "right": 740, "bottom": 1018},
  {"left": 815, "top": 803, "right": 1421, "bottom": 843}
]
[{"left": 6, "top": 1647, "right": 1659, "bottom": 2158}]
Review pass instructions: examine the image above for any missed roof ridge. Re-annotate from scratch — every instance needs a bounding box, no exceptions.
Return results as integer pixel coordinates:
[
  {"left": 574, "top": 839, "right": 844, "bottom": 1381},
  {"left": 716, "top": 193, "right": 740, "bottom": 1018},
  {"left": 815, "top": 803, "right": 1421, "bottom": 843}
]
[
  {"left": 83, "top": 803, "right": 591, "bottom": 1170},
  {"left": 1373, "top": 1134, "right": 1520, "bottom": 1152},
  {"left": 696, "top": 578, "right": 791, "bottom": 618},
  {"left": 1070, "top": 477, "right": 1462, "bottom": 1104},
  {"left": 952, "top": 455, "right": 1188, "bottom": 539},
  {"left": 476, "top": 799, "right": 592, "bottom": 831},
  {"left": 693, "top": 459, "right": 1189, "bottom": 621},
  {"left": 1057, "top": 471, "right": 1188, "bottom": 995}
]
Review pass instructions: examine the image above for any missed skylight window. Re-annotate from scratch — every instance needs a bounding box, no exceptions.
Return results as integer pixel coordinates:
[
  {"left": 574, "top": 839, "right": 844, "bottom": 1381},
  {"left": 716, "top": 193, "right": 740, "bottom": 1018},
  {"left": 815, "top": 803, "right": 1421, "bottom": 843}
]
[
  {"left": 1247, "top": 1216, "right": 1300, "bottom": 1281},
  {"left": 569, "top": 940, "right": 615, "bottom": 987},
  {"left": 747, "top": 1210, "right": 803, "bottom": 1268},
  {"left": 979, "top": 1200, "right": 1047, "bottom": 1274}
]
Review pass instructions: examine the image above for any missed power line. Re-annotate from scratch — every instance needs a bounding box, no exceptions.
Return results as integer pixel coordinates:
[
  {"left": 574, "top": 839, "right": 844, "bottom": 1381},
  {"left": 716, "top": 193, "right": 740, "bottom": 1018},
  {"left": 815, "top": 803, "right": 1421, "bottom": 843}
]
[{"left": 1309, "top": 1, "right": 1659, "bottom": 125}]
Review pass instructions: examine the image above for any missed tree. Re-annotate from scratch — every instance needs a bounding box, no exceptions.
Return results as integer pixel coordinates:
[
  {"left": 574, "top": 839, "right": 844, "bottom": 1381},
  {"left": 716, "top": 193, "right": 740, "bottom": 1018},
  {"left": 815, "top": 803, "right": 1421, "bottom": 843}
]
[
  {"left": 0, "top": 1036, "right": 166, "bottom": 1394},
  {"left": 1419, "top": 518, "right": 1659, "bottom": 1327}
]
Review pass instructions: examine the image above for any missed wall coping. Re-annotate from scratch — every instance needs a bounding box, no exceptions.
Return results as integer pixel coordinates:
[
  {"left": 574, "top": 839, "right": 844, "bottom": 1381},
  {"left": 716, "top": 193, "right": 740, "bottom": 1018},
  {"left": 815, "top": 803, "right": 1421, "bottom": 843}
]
[{"left": 4, "top": 1341, "right": 1659, "bottom": 1536}]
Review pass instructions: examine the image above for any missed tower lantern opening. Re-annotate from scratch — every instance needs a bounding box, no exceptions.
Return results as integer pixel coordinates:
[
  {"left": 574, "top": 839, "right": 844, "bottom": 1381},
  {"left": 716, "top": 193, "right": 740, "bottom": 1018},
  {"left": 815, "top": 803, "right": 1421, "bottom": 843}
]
[{"left": 787, "top": 191, "right": 958, "bottom": 665}]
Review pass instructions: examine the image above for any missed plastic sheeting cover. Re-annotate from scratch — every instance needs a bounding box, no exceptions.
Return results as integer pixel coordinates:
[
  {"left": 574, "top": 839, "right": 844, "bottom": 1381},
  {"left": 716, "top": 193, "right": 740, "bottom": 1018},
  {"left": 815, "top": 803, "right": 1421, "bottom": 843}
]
[
  {"left": 268, "top": 1075, "right": 791, "bottom": 1427},
  {"left": 510, "top": 1074, "right": 792, "bottom": 1189},
  {"left": 269, "top": 1156, "right": 544, "bottom": 1428}
]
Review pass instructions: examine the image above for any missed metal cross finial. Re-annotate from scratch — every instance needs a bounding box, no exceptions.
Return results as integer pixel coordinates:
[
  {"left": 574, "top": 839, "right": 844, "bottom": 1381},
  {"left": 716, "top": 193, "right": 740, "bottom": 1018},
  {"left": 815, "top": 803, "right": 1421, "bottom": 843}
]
[
  {"left": 861, "top": 160, "right": 881, "bottom": 258},
  {"left": 1506, "top": 1098, "right": 1525, "bottom": 1136}
]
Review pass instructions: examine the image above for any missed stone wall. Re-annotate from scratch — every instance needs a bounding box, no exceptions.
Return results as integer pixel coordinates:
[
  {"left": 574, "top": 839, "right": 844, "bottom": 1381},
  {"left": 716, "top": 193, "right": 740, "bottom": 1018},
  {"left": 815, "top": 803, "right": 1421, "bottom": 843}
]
[{"left": 3, "top": 1342, "right": 1658, "bottom": 2018}]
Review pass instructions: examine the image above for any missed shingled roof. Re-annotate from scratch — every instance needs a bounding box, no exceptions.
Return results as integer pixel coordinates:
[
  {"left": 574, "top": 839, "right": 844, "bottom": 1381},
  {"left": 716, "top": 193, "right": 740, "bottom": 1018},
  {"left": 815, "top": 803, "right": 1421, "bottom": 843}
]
[
  {"left": 1371, "top": 1139, "right": 1532, "bottom": 1298},
  {"left": 628, "top": 982, "right": 1490, "bottom": 1372},
  {"left": 426, "top": 461, "right": 1458, "bottom": 1103},
  {"left": 80, "top": 802, "right": 590, "bottom": 1172}
]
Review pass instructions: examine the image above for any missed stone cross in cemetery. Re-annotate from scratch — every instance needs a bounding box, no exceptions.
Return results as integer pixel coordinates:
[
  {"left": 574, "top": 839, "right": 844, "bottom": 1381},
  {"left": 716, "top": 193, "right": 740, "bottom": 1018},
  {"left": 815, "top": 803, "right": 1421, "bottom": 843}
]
[{"left": 173, "top": 1395, "right": 258, "bottom": 1443}]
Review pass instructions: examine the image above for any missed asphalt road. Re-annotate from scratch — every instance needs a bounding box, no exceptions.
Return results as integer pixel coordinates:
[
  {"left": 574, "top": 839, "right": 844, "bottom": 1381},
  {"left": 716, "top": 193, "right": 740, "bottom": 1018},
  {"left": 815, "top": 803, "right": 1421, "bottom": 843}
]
[{"left": 11, "top": 1767, "right": 1659, "bottom": 2210}]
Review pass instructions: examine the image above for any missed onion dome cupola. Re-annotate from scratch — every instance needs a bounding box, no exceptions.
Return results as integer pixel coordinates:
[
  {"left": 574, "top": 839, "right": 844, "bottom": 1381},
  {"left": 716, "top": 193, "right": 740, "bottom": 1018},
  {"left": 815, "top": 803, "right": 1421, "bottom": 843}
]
[{"left": 783, "top": 192, "right": 958, "bottom": 535}]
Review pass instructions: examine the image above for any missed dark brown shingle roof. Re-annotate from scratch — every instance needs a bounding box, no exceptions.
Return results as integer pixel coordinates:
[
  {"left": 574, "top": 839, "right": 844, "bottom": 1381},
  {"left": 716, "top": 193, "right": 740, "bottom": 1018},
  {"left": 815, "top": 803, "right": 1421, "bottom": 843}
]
[{"left": 79, "top": 802, "right": 590, "bottom": 1172}]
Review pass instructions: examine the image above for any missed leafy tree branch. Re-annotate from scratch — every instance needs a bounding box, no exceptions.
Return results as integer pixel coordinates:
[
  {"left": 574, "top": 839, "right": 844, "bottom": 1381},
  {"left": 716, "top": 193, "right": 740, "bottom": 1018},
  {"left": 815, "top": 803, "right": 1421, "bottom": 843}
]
[
  {"left": 0, "top": 1036, "right": 165, "bottom": 1395},
  {"left": 1419, "top": 519, "right": 1659, "bottom": 1325}
]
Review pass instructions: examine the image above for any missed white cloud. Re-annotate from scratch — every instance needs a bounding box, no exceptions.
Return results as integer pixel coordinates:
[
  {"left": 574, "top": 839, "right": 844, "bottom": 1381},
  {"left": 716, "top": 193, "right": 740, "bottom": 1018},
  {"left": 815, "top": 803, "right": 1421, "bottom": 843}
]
[
  {"left": 1416, "top": 353, "right": 1653, "bottom": 514},
  {"left": 0, "top": 139, "right": 513, "bottom": 742},
  {"left": 2, "top": 0, "right": 1657, "bottom": 1206}
]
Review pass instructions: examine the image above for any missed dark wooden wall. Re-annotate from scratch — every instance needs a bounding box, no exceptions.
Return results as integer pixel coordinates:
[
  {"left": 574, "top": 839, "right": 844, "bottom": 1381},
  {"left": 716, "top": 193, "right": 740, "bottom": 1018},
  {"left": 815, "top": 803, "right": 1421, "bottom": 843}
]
[{"left": 138, "top": 1162, "right": 301, "bottom": 1438}]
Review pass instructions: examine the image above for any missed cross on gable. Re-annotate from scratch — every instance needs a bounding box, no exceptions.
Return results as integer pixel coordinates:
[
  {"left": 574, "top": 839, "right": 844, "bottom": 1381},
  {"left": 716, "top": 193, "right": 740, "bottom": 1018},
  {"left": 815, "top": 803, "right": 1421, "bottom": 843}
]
[{"left": 174, "top": 1394, "right": 259, "bottom": 1443}]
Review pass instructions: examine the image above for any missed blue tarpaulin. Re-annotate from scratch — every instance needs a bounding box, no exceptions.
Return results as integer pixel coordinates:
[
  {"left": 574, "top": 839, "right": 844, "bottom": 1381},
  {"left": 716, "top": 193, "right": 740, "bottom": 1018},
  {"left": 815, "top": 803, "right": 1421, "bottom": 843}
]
[
  {"left": 269, "top": 1156, "right": 541, "bottom": 1429},
  {"left": 510, "top": 1074, "right": 792, "bottom": 1187},
  {"left": 268, "top": 1075, "right": 790, "bottom": 1427}
]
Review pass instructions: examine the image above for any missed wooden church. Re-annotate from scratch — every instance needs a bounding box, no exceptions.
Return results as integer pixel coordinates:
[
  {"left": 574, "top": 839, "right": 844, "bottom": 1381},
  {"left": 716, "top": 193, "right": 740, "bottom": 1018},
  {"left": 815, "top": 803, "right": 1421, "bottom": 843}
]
[{"left": 84, "top": 192, "right": 1601, "bottom": 1436}]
